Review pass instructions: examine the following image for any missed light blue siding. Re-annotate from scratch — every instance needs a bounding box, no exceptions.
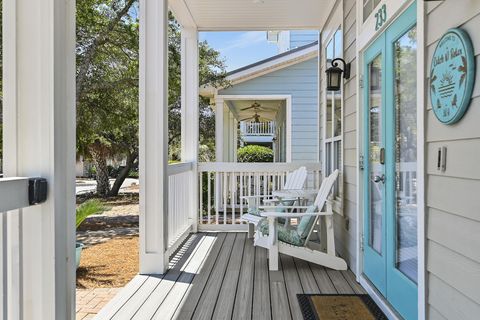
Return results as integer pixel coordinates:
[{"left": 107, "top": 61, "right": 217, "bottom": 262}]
[
  {"left": 220, "top": 58, "right": 319, "bottom": 162},
  {"left": 290, "top": 30, "right": 319, "bottom": 49}
]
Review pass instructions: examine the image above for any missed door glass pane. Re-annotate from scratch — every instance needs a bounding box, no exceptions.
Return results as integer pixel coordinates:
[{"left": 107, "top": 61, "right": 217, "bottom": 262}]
[
  {"left": 368, "top": 55, "right": 383, "bottom": 254},
  {"left": 394, "top": 27, "right": 418, "bottom": 283}
]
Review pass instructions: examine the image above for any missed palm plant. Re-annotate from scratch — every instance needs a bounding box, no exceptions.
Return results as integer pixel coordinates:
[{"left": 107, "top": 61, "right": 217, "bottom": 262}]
[{"left": 76, "top": 199, "right": 106, "bottom": 229}]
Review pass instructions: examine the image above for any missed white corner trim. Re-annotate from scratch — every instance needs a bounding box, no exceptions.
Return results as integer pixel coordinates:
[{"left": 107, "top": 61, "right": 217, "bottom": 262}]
[{"left": 416, "top": 1, "right": 426, "bottom": 319}]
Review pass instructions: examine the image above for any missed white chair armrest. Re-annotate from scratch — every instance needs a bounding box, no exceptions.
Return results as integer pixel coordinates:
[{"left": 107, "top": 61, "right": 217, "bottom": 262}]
[
  {"left": 260, "top": 210, "right": 329, "bottom": 218},
  {"left": 258, "top": 205, "right": 311, "bottom": 210}
]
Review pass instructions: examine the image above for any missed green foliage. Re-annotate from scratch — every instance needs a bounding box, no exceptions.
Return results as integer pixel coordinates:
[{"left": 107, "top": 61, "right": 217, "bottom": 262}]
[
  {"left": 76, "top": 199, "right": 106, "bottom": 229},
  {"left": 237, "top": 145, "right": 274, "bottom": 163},
  {"left": 75, "top": 1, "right": 228, "bottom": 193}
]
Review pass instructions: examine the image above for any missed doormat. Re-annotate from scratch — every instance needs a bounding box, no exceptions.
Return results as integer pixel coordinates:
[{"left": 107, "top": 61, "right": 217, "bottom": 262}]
[{"left": 297, "top": 294, "right": 388, "bottom": 320}]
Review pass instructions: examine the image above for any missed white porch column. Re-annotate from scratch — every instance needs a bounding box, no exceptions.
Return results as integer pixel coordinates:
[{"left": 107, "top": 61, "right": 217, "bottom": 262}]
[
  {"left": 3, "top": 0, "right": 76, "bottom": 318},
  {"left": 233, "top": 119, "right": 238, "bottom": 162},
  {"left": 139, "top": 0, "right": 169, "bottom": 274},
  {"left": 180, "top": 27, "right": 199, "bottom": 232},
  {"left": 215, "top": 97, "right": 225, "bottom": 161}
]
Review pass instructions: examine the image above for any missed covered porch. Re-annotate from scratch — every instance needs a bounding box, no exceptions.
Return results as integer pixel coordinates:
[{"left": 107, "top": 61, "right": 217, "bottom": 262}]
[
  {"left": 0, "top": 0, "right": 354, "bottom": 319},
  {"left": 95, "top": 232, "right": 364, "bottom": 320}
]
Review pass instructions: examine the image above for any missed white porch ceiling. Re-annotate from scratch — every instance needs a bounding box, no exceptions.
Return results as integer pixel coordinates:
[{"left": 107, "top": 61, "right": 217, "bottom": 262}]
[
  {"left": 169, "top": 0, "right": 336, "bottom": 31},
  {"left": 227, "top": 99, "right": 283, "bottom": 121}
]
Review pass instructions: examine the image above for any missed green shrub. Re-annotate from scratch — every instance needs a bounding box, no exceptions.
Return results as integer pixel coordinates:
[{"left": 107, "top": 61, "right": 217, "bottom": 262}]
[
  {"left": 237, "top": 145, "right": 274, "bottom": 163},
  {"left": 76, "top": 199, "right": 106, "bottom": 229}
]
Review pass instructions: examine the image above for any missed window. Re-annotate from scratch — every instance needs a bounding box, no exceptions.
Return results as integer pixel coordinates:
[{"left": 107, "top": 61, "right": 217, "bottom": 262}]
[
  {"left": 323, "top": 28, "right": 343, "bottom": 198},
  {"left": 363, "top": 0, "right": 382, "bottom": 22}
]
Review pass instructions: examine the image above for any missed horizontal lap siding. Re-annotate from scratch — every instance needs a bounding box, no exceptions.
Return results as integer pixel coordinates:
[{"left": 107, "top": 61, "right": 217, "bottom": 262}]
[
  {"left": 289, "top": 30, "right": 320, "bottom": 49},
  {"left": 219, "top": 58, "right": 319, "bottom": 162},
  {"left": 426, "top": 2, "right": 480, "bottom": 319}
]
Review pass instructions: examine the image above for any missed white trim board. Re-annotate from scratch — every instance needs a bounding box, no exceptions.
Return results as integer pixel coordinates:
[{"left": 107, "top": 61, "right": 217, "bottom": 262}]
[{"left": 217, "top": 94, "right": 293, "bottom": 163}]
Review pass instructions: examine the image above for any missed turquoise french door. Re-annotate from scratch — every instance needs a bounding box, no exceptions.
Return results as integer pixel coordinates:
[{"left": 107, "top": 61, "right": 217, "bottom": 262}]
[{"left": 363, "top": 3, "right": 418, "bottom": 320}]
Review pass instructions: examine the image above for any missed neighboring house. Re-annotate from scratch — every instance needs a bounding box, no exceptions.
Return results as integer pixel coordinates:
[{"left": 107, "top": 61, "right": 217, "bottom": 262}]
[{"left": 201, "top": 33, "right": 319, "bottom": 163}]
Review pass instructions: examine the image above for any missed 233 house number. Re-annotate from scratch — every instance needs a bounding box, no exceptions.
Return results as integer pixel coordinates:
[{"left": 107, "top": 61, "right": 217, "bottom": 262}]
[{"left": 375, "top": 4, "right": 387, "bottom": 31}]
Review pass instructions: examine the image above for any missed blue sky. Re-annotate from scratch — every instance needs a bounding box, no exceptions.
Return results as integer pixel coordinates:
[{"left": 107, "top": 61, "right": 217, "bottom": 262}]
[{"left": 199, "top": 31, "right": 279, "bottom": 71}]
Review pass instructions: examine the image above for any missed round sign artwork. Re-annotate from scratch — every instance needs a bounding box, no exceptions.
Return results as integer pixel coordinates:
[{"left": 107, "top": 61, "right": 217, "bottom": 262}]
[{"left": 430, "top": 28, "right": 475, "bottom": 124}]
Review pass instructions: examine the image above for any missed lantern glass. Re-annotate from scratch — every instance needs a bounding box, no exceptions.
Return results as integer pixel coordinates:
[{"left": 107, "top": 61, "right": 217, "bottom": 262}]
[{"left": 326, "top": 66, "right": 342, "bottom": 91}]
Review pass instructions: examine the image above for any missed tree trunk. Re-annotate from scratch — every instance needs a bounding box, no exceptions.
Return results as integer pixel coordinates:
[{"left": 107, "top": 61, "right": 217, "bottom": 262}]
[
  {"left": 109, "top": 151, "right": 138, "bottom": 197},
  {"left": 90, "top": 146, "right": 111, "bottom": 197}
]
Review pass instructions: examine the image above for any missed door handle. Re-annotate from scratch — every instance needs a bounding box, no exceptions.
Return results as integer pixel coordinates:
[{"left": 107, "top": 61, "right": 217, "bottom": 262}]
[{"left": 373, "top": 174, "right": 385, "bottom": 183}]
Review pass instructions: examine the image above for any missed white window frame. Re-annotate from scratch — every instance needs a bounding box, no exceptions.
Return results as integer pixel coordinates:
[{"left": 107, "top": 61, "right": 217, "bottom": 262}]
[{"left": 322, "top": 25, "right": 344, "bottom": 211}]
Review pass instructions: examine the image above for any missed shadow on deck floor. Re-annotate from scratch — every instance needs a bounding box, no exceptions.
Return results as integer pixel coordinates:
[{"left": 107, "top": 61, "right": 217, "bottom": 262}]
[{"left": 93, "top": 232, "right": 366, "bottom": 320}]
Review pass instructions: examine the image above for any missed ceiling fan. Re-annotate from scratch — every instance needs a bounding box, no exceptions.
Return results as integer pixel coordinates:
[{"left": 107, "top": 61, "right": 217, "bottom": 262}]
[{"left": 240, "top": 101, "right": 276, "bottom": 112}]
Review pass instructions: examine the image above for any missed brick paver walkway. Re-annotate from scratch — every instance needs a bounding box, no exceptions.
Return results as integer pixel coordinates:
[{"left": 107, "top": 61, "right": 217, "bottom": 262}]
[{"left": 76, "top": 288, "right": 121, "bottom": 320}]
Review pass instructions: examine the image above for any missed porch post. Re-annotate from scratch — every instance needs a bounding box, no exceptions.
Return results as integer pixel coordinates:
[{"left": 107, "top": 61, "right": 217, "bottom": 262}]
[
  {"left": 139, "top": 0, "right": 169, "bottom": 274},
  {"left": 180, "top": 27, "right": 199, "bottom": 232},
  {"left": 3, "top": 0, "right": 76, "bottom": 318},
  {"left": 215, "top": 97, "right": 225, "bottom": 161}
]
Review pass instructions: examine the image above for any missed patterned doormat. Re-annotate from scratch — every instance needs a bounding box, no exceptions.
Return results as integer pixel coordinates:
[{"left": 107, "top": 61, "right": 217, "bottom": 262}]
[{"left": 297, "top": 294, "right": 388, "bottom": 320}]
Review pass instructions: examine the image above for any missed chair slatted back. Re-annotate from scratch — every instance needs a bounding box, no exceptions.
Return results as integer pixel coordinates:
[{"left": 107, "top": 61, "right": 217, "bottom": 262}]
[
  {"left": 283, "top": 166, "right": 307, "bottom": 190},
  {"left": 313, "top": 170, "right": 339, "bottom": 210}
]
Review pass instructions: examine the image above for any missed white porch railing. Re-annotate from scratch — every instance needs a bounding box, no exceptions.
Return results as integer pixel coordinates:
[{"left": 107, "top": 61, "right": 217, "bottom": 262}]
[
  {"left": 0, "top": 177, "right": 43, "bottom": 318},
  {"left": 240, "top": 121, "right": 275, "bottom": 136},
  {"left": 167, "top": 162, "right": 195, "bottom": 255},
  {"left": 197, "top": 162, "right": 322, "bottom": 230}
]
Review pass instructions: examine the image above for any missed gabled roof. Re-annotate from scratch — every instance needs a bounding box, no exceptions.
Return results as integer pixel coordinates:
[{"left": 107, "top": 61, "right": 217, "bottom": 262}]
[{"left": 200, "top": 41, "right": 318, "bottom": 97}]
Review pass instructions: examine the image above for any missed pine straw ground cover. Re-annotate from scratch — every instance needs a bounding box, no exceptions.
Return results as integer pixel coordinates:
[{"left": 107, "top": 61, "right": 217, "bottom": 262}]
[{"left": 76, "top": 236, "right": 139, "bottom": 289}]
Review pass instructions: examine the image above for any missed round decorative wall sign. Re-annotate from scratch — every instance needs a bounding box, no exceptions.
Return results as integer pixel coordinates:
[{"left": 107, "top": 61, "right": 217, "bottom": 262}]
[{"left": 430, "top": 28, "right": 475, "bottom": 124}]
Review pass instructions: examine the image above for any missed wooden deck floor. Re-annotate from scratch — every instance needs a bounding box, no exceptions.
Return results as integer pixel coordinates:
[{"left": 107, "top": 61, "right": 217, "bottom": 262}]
[{"left": 94, "top": 232, "right": 366, "bottom": 320}]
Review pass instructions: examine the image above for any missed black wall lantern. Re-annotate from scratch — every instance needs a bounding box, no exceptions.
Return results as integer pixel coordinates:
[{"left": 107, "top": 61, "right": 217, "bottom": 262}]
[{"left": 325, "top": 58, "right": 351, "bottom": 91}]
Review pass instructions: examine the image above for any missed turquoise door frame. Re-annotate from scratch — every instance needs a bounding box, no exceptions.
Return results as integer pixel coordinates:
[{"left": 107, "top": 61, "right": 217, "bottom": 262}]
[{"left": 363, "top": 3, "right": 418, "bottom": 320}]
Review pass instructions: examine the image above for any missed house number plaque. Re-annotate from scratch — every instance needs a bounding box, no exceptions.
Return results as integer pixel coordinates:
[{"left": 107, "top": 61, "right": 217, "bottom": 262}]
[
  {"left": 430, "top": 28, "right": 475, "bottom": 124},
  {"left": 375, "top": 4, "right": 387, "bottom": 31}
]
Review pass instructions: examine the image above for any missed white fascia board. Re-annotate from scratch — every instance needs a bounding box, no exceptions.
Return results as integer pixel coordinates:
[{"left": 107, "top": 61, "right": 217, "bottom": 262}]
[
  {"left": 201, "top": 44, "right": 319, "bottom": 97},
  {"left": 169, "top": 0, "right": 197, "bottom": 28}
]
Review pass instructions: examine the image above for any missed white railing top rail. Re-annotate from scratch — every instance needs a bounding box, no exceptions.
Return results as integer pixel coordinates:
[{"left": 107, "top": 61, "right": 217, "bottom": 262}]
[
  {"left": 0, "top": 177, "right": 31, "bottom": 212},
  {"left": 168, "top": 161, "right": 194, "bottom": 176},
  {"left": 198, "top": 162, "right": 322, "bottom": 173}
]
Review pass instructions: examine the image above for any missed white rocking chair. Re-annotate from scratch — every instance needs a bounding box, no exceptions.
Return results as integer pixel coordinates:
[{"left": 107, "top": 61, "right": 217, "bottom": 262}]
[
  {"left": 254, "top": 169, "right": 347, "bottom": 271},
  {"left": 240, "top": 166, "right": 308, "bottom": 238}
]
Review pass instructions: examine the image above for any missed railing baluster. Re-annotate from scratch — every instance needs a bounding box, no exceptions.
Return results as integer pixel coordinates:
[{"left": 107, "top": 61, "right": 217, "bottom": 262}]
[
  {"left": 223, "top": 172, "right": 227, "bottom": 225},
  {"left": 207, "top": 172, "right": 211, "bottom": 224}
]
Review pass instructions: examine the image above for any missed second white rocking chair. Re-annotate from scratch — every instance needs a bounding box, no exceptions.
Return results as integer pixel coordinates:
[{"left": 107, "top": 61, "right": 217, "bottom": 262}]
[{"left": 254, "top": 169, "right": 347, "bottom": 271}]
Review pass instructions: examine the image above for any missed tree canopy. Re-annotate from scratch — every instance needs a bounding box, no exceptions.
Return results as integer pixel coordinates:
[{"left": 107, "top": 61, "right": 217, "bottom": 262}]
[{"left": 76, "top": 0, "right": 228, "bottom": 195}]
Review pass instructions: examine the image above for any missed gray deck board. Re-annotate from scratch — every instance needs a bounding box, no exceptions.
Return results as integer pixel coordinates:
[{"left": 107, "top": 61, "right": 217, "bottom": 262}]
[
  {"left": 192, "top": 233, "right": 236, "bottom": 320},
  {"left": 280, "top": 255, "right": 304, "bottom": 320},
  {"left": 252, "top": 246, "right": 272, "bottom": 320},
  {"left": 94, "top": 232, "right": 366, "bottom": 320},
  {"left": 212, "top": 233, "right": 246, "bottom": 320},
  {"left": 174, "top": 233, "right": 227, "bottom": 320},
  {"left": 231, "top": 237, "right": 255, "bottom": 320}
]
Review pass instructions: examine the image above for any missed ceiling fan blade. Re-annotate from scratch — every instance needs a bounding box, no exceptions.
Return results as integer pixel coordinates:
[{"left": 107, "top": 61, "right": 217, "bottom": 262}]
[
  {"left": 240, "top": 116, "right": 255, "bottom": 121},
  {"left": 240, "top": 105, "right": 257, "bottom": 111}
]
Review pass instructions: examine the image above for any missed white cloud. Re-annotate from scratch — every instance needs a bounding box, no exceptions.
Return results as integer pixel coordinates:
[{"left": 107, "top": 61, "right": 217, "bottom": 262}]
[{"left": 220, "top": 31, "right": 266, "bottom": 52}]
